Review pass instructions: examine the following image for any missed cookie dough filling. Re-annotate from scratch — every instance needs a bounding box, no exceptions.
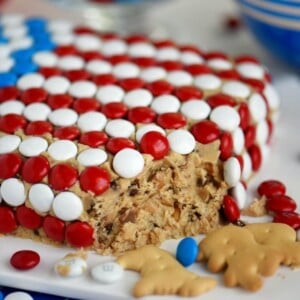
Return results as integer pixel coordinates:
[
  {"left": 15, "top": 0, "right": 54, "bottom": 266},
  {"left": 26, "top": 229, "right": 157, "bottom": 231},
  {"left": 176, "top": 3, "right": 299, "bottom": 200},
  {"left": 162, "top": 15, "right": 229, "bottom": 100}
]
[{"left": 0, "top": 14, "right": 280, "bottom": 254}]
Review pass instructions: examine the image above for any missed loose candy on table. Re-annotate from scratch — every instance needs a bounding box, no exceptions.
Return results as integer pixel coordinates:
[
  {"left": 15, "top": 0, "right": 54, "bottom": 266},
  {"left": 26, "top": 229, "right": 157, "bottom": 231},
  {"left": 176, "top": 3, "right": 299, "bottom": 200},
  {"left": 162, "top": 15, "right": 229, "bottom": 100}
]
[
  {"left": 10, "top": 250, "right": 40, "bottom": 270},
  {"left": 176, "top": 237, "right": 198, "bottom": 267},
  {"left": 91, "top": 261, "right": 124, "bottom": 284},
  {"left": 55, "top": 251, "right": 88, "bottom": 277},
  {"left": 4, "top": 292, "right": 33, "bottom": 300}
]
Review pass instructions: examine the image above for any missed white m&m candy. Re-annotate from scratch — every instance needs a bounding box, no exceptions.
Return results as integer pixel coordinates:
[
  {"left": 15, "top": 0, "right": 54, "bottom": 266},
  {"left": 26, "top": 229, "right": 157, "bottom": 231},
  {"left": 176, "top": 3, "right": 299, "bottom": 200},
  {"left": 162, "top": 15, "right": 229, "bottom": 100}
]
[
  {"left": 207, "top": 58, "right": 232, "bottom": 70},
  {"left": 231, "top": 181, "right": 247, "bottom": 210},
  {"left": 113, "top": 62, "right": 140, "bottom": 79},
  {"left": 156, "top": 47, "right": 180, "bottom": 61},
  {"left": 17, "top": 73, "right": 45, "bottom": 90},
  {"left": 128, "top": 42, "right": 156, "bottom": 57},
  {"left": 44, "top": 76, "right": 70, "bottom": 95},
  {"left": 24, "top": 103, "right": 51, "bottom": 121},
  {"left": 236, "top": 62, "right": 264, "bottom": 80},
  {"left": 140, "top": 67, "right": 166, "bottom": 82},
  {"left": 48, "top": 108, "right": 78, "bottom": 127},
  {"left": 166, "top": 71, "right": 193, "bottom": 87},
  {"left": 47, "top": 140, "right": 77, "bottom": 161},
  {"left": 68, "top": 81, "right": 97, "bottom": 98},
  {"left": 180, "top": 100, "right": 210, "bottom": 121},
  {"left": 105, "top": 119, "right": 135, "bottom": 138},
  {"left": 167, "top": 129, "right": 196, "bottom": 155},
  {"left": 91, "top": 262, "right": 124, "bottom": 284},
  {"left": 194, "top": 74, "right": 222, "bottom": 90},
  {"left": 19, "top": 137, "right": 48, "bottom": 157},
  {"left": 151, "top": 95, "right": 180, "bottom": 114},
  {"left": 57, "top": 55, "right": 85, "bottom": 71},
  {"left": 55, "top": 253, "right": 88, "bottom": 277},
  {"left": 86, "top": 59, "right": 112, "bottom": 75},
  {"left": 74, "top": 34, "right": 102, "bottom": 52},
  {"left": 0, "top": 135, "right": 21, "bottom": 154},
  {"left": 180, "top": 51, "right": 204, "bottom": 65},
  {"left": 210, "top": 105, "right": 240, "bottom": 132},
  {"left": 123, "top": 89, "right": 153, "bottom": 108},
  {"left": 29, "top": 183, "right": 54, "bottom": 213},
  {"left": 113, "top": 148, "right": 144, "bottom": 178},
  {"left": 77, "top": 149, "right": 108, "bottom": 167},
  {"left": 223, "top": 157, "right": 241, "bottom": 187},
  {"left": 102, "top": 39, "right": 128, "bottom": 56},
  {"left": 0, "top": 178, "right": 26, "bottom": 206},
  {"left": 248, "top": 93, "right": 267, "bottom": 123},
  {"left": 33, "top": 51, "right": 58, "bottom": 67},
  {"left": 52, "top": 192, "right": 83, "bottom": 221},
  {"left": 96, "top": 85, "right": 125, "bottom": 104},
  {"left": 222, "top": 80, "right": 250, "bottom": 98},
  {"left": 0, "top": 100, "right": 24, "bottom": 116},
  {"left": 4, "top": 292, "right": 33, "bottom": 300},
  {"left": 263, "top": 83, "right": 280, "bottom": 110},
  {"left": 77, "top": 111, "right": 107, "bottom": 132}
]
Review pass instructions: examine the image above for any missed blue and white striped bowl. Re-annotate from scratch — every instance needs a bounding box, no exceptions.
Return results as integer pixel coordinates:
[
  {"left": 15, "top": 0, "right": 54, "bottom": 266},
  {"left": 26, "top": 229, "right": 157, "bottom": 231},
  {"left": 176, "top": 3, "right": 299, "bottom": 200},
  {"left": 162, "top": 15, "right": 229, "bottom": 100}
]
[{"left": 237, "top": 0, "right": 300, "bottom": 67}]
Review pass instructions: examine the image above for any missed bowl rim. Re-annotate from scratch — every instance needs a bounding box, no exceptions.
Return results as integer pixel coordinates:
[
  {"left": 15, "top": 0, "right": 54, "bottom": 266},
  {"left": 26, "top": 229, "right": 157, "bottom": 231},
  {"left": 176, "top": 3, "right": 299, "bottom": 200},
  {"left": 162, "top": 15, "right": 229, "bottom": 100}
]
[
  {"left": 239, "top": 0, "right": 300, "bottom": 15},
  {"left": 239, "top": 3, "right": 300, "bottom": 30}
]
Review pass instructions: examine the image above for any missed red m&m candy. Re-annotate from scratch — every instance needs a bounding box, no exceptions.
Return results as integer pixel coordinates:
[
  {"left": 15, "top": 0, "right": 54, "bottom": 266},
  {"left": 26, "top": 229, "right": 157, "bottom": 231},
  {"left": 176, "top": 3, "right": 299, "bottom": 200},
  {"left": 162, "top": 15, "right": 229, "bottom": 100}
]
[
  {"left": 25, "top": 121, "right": 53, "bottom": 136},
  {"left": 222, "top": 195, "right": 240, "bottom": 223},
  {"left": 257, "top": 180, "right": 286, "bottom": 197},
  {"left": 106, "top": 137, "right": 136, "bottom": 154},
  {"left": 80, "top": 131, "right": 108, "bottom": 148},
  {"left": 157, "top": 112, "right": 186, "bottom": 129},
  {"left": 0, "top": 153, "right": 22, "bottom": 179},
  {"left": 10, "top": 250, "right": 40, "bottom": 270},
  {"left": 266, "top": 195, "right": 297, "bottom": 214},
  {"left": 140, "top": 131, "right": 169, "bottom": 160},
  {"left": 127, "top": 106, "right": 156, "bottom": 124},
  {"left": 190, "top": 120, "right": 220, "bottom": 144},
  {"left": 73, "top": 97, "right": 100, "bottom": 113},
  {"left": 273, "top": 212, "right": 300, "bottom": 230},
  {"left": 21, "top": 156, "right": 50, "bottom": 183},
  {"left": 79, "top": 167, "right": 110, "bottom": 196},
  {"left": 0, "top": 114, "right": 27, "bottom": 133},
  {"left": 49, "top": 164, "right": 78, "bottom": 191},
  {"left": 0, "top": 207, "right": 17, "bottom": 233},
  {"left": 16, "top": 205, "right": 43, "bottom": 230},
  {"left": 66, "top": 221, "right": 94, "bottom": 247},
  {"left": 53, "top": 126, "right": 80, "bottom": 140},
  {"left": 43, "top": 215, "right": 65, "bottom": 242}
]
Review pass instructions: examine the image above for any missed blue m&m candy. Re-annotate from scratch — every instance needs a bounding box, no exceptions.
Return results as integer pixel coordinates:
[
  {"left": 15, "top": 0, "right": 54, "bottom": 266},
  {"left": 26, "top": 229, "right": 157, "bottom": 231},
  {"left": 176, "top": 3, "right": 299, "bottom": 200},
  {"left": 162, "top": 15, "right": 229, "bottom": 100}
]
[
  {"left": 0, "top": 291, "right": 3, "bottom": 300},
  {"left": 0, "top": 73, "right": 17, "bottom": 88},
  {"left": 176, "top": 237, "right": 198, "bottom": 267}
]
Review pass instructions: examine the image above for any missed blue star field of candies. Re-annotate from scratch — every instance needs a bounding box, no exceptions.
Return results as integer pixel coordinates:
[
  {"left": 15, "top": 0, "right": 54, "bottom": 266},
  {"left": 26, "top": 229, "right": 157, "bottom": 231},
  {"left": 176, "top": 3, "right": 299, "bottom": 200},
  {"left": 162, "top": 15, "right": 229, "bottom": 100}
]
[{"left": 0, "top": 16, "right": 56, "bottom": 88}]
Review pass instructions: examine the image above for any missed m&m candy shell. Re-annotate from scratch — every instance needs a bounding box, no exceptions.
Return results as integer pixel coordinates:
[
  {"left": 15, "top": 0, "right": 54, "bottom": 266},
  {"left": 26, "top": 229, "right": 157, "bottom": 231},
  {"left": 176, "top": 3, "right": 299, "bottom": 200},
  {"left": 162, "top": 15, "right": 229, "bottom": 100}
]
[{"left": 176, "top": 237, "right": 198, "bottom": 267}]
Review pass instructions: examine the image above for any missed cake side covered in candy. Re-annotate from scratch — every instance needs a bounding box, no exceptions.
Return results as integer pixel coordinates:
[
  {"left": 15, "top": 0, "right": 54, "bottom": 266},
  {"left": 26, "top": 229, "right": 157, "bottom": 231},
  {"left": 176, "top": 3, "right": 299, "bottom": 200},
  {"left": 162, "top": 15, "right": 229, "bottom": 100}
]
[{"left": 0, "top": 14, "right": 280, "bottom": 254}]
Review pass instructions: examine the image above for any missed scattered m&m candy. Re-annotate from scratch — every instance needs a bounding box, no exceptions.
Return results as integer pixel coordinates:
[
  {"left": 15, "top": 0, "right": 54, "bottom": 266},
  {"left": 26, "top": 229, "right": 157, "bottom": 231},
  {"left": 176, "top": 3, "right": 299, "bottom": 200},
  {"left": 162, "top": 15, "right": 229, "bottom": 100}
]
[
  {"left": 176, "top": 237, "right": 198, "bottom": 267},
  {"left": 4, "top": 292, "right": 33, "bottom": 300},
  {"left": 91, "top": 261, "right": 124, "bottom": 284},
  {"left": 55, "top": 251, "right": 88, "bottom": 277},
  {"left": 10, "top": 250, "right": 40, "bottom": 270}
]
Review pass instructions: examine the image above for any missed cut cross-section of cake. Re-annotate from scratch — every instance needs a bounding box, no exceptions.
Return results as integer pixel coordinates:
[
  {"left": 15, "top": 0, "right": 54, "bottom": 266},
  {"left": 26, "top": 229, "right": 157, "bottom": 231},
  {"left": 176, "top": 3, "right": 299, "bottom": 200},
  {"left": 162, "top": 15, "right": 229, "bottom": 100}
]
[{"left": 0, "top": 14, "right": 280, "bottom": 254}]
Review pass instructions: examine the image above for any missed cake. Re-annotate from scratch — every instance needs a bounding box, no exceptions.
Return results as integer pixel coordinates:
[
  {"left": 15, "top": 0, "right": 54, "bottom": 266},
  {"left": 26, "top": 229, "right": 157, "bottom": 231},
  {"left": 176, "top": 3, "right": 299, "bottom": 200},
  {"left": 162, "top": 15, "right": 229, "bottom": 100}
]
[{"left": 0, "top": 14, "right": 280, "bottom": 254}]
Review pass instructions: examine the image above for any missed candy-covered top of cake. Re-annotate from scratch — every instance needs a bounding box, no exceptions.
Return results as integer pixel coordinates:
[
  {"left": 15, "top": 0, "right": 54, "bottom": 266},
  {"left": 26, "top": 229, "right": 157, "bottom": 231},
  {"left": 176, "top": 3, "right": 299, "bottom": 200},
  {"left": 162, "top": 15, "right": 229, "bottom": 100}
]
[{"left": 0, "top": 14, "right": 280, "bottom": 247}]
